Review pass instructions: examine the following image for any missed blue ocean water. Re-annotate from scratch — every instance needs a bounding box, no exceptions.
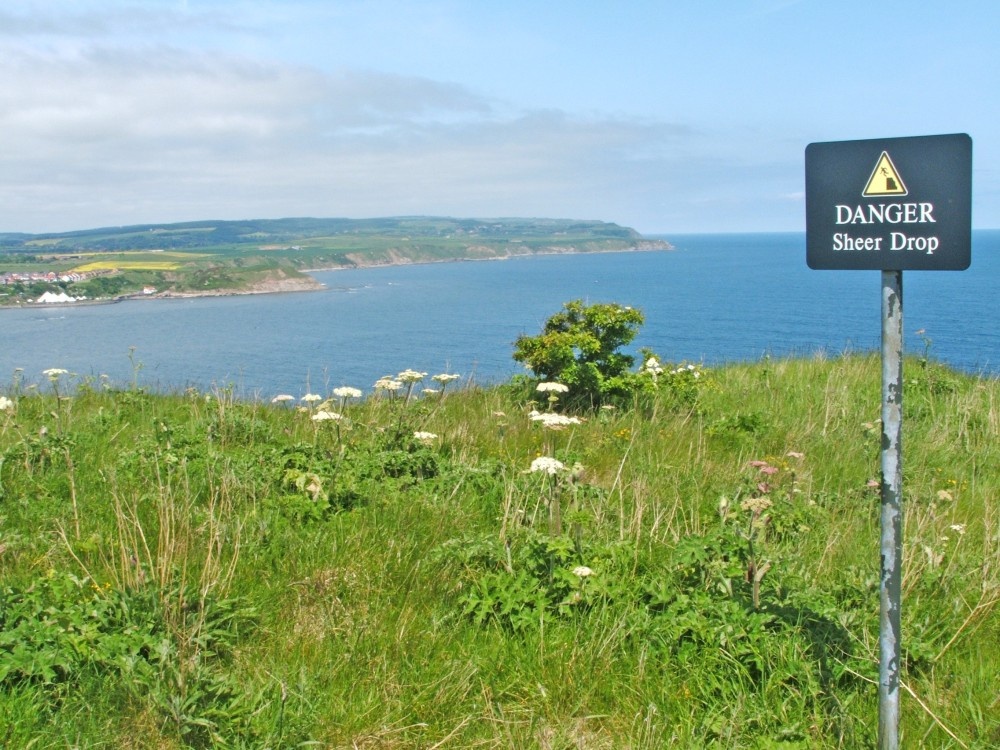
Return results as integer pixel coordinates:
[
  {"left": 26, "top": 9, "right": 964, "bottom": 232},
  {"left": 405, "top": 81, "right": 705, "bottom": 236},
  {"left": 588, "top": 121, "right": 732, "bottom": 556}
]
[{"left": 3, "top": 231, "right": 997, "bottom": 397}]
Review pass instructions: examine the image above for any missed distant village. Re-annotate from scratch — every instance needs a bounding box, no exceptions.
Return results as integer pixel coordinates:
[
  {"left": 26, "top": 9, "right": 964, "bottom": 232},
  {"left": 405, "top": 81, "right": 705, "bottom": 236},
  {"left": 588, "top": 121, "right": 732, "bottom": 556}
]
[
  {"left": 1, "top": 269, "right": 92, "bottom": 286},
  {"left": 0, "top": 269, "right": 156, "bottom": 303}
]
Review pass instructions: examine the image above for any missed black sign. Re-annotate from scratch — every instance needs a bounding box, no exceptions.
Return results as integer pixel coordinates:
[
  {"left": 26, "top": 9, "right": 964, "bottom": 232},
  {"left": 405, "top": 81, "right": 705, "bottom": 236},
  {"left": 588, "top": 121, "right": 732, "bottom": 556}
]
[{"left": 806, "top": 134, "right": 972, "bottom": 270}]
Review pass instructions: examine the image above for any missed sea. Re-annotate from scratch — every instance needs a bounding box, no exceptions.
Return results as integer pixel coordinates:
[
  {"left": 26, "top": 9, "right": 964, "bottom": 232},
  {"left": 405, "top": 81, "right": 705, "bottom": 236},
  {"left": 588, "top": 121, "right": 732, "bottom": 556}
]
[{"left": 3, "top": 231, "right": 998, "bottom": 398}]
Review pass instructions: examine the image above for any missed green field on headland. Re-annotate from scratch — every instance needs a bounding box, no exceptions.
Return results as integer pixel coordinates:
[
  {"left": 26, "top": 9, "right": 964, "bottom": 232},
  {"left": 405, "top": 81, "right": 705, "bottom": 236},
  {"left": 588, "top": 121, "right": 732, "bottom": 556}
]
[
  {"left": 0, "top": 217, "right": 669, "bottom": 304},
  {"left": 1, "top": 348, "right": 996, "bottom": 747}
]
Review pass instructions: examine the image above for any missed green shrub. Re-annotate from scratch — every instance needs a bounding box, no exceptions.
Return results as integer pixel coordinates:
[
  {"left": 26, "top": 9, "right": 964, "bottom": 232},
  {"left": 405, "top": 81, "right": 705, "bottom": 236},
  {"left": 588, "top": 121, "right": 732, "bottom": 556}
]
[{"left": 512, "top": 299, "right": 645, "bottom": 407}]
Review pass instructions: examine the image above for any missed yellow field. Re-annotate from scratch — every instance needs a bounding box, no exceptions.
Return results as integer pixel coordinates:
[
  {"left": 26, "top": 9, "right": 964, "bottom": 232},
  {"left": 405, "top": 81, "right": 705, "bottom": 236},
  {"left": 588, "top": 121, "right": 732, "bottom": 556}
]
[{"left": 73, "top": 261, "right": 182, "bottom": 271}]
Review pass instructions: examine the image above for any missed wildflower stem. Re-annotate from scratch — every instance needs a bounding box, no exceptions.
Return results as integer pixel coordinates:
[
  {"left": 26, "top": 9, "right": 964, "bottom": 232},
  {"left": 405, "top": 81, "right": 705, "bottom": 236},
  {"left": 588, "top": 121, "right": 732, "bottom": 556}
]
[{"left": 548, "top": 476, "right": 562, "bottom": 536}]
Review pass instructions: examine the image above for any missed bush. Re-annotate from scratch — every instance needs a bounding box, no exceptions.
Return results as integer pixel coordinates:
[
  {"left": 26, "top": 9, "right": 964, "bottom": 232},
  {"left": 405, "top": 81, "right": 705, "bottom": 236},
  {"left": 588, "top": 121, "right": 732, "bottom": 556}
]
[{"left": 512, "top": 299, "right": 645, "bottom": 407}]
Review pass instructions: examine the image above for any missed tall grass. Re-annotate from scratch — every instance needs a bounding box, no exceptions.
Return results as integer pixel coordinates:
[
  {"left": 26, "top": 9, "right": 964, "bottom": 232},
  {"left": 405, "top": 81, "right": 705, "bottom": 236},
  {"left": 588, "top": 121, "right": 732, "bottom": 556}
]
[{"left": 0, "top": 357, "right": 997, "bottom": 748}]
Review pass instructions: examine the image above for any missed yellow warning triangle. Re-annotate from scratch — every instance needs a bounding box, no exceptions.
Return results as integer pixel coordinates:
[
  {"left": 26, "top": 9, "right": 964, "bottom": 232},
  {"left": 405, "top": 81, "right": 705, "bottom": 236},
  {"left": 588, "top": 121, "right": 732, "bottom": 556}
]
[{"left": 863, "top": 151, "right": 907, "bottom": 197}]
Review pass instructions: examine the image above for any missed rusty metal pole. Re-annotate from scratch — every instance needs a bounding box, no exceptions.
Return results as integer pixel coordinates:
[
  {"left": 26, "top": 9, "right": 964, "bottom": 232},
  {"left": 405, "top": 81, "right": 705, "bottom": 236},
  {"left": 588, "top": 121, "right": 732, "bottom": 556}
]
[{"left": 879, "top": 269, "right": 904, "bottom": 750}]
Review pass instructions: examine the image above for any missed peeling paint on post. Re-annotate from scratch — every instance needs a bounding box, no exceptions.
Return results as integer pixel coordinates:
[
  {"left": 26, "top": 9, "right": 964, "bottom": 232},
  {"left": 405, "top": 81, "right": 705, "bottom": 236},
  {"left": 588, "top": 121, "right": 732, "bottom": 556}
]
[{"left": 879, "top": 270, "right": 903, "bottom": 750}]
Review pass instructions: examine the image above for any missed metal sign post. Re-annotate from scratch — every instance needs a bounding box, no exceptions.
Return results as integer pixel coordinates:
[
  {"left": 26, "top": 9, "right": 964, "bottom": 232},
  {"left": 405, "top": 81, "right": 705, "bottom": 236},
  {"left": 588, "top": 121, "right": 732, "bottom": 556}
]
[
  {"left": 879, "top": 269, "right": 903, "bottom": 748},
  {"left": 805, "top": 133, "right": 971, "bottom": 750}
]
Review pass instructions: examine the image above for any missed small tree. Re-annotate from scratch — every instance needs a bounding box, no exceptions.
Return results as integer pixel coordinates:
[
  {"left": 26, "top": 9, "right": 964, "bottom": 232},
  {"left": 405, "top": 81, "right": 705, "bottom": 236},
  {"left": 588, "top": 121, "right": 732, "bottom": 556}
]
[{"left": 513, "top": 300, "right": 645, "bottom": 407}]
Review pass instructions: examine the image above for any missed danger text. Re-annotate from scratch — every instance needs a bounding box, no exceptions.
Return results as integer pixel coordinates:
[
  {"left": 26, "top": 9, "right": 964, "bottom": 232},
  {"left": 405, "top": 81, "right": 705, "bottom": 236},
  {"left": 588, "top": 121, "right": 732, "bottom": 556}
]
[{"left": 835, "top": 203, "right": 935, "bottom": 225}]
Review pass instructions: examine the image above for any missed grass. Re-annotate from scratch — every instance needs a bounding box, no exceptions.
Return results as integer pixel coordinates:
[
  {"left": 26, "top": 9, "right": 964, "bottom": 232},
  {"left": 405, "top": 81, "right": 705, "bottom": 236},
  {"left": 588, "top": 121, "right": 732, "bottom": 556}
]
[{"left": 0, "top": 355, "right": 997, "bottom": 748}]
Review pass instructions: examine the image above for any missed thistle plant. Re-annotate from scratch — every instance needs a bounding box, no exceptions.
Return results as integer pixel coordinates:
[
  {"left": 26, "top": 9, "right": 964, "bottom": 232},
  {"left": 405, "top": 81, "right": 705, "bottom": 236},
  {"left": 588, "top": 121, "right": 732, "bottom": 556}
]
[{"left": 738, "top": 496, "right": 773, "bottom": 610}]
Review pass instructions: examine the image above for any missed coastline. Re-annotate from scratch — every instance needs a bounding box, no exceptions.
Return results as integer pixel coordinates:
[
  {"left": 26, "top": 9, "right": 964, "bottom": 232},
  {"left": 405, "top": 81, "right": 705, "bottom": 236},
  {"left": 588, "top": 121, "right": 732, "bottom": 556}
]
[
  {"left": 302, "top": 239, "right": 672, "bottom": 273},
  {"left": 2, "top": 241, "right": 671, "bottom": 307}
]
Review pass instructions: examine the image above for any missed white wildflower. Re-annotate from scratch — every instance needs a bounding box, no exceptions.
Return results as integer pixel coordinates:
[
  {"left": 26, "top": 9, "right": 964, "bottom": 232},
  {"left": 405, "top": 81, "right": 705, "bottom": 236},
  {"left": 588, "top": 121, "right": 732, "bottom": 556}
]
[
  {"left": 397, "top": 369, "right": 427, "bottom": 383},
  {"left": 536, "top": 382, "right": 569, "bottom": 393},
  {"left": 43, "top": 368, "right": 68, "bottom": 378},
  {"left": 374, "top": 377, "right": 403, "bottom": 392},
  {"left": 0, "top": 396, "right": 14, "bottom": 412},
  {"left": 271, "top": 394, "right": 295, "bottom": 403},
  {"left": 311, "top": 410, "right": 342, "bottom": 422},
  {"left": 432, "top": 373, "right": 461, "bottom": 384},
  {"left": 530, "top": 411, "right": 582, "bottom": 429},
  {"left": 642, "top": 357, "right": 663, "bottom": 375},
  {"left": 948, "top": 523, "right": 966, "bottom": 535},
  {"left": 333, "top": 386, "right": 363, "bottom": 399},
  {"left": 572, "top": 566, "right": 594, "bottom": 578},
  {"left": 413, "top": 431, "right": 438, "bottom": 442},
  {"left": 529, "top": 456, "right": 565, "bottom": 475},
  {"left": 300, "top": 393, "right": 322, "bottom": 403}
]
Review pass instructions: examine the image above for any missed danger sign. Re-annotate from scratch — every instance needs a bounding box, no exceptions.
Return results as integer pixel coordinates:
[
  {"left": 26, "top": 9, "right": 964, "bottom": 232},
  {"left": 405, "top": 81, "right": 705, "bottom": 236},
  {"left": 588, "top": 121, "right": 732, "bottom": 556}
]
[{"left": 805, "top": 134, "right": 972, "bottom": 270}]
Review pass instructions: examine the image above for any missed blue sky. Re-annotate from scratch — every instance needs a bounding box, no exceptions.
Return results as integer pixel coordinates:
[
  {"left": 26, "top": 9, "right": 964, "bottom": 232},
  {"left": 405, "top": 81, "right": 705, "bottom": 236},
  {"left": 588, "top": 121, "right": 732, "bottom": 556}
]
[{"left": 1, "top": 0, "right": 997, "bottom": 235}]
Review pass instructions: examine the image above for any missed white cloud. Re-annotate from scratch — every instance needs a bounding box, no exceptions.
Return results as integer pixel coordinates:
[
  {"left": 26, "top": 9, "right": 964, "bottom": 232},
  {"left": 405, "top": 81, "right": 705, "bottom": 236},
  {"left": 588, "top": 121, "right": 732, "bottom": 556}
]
[
  {"left": 0, "top": 2, "right": 811, "bottom": 234},
  {"left": 0, "top": 37, "right": 717, "bottom": 232}
]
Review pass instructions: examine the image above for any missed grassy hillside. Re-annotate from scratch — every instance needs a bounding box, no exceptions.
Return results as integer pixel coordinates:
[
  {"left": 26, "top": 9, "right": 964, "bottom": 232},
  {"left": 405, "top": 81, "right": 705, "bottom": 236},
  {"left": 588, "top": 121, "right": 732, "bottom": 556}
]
[
  {"left": 0, "top": 355, "right": 996, "bottom": 748},
  {"left": 0, "top": 217, "right": 667, "bottom": 303}
]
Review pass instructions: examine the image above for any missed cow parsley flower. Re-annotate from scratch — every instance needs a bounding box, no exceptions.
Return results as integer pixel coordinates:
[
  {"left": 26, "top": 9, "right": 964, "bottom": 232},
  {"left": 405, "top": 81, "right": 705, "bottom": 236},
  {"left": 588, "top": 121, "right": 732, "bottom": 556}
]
[
  {"left": 529, "top": 411, "right": 582, "bottom": 429},
  {"left": 0, "top": 396, "right": 14, "bottom": 412},
  {"left": 397, "top": 369, "right": 427, "bottom": 383},
  {"left": 271, "top": 394, "right": 295, "bottom": 403},
  {"left": 374, "top": 377, "right": 403, "bottom": 392},
  {"left": 311, "top": 410, "right": 342, "bottom": 422},
  {"left": 432, "top": 373, "right": 461, "bottom": 384},
  {"left": 300, "top": 393, "right": 322, "bottom": 403},
  {"left": 43, "top": 368, "right": 69, "bottom": 378},
  {"left": 572, "top": 566, "right": 594, "bottom": 578},
  {"left": 333, "top": 386, "right": 363, "bottom": 399},
  {"left": 536, "top": 382, "right": 569, "bottom": 393},
  {"left": 529, "top": 456, "right": 565, "bottom": 475},
  {"left": 413, "top": 431, "right": 438, "bottom": 443}
]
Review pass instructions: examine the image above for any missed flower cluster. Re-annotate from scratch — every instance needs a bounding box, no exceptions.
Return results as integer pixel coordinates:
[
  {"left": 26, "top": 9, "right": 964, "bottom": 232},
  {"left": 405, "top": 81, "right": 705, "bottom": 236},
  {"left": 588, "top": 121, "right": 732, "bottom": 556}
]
[
  {"left": 536, "top": 382, "right": 569, "bottom": 394},
  {"left": 740, "top": 496, "right": 773, "bottom": 514},
  {"left": 311, "top": 411, "right": 342, "bottom": 422},
  {"left": 333, "top": 386, "right": 363, "bottom": 400},
  {"left": 529, "top": 456, "right": 565, "bottom": 475},
  {"left": 640, "top": 356, "right": 663, "bottom": 377},
  {"left": 0, "top": 396, "right": 14, "bottom": 412},
  {"left": 397, "top": 369, "right": 427, "bottom": 384},
  {"left": 529, "top": 410, "right": 582, "bottom": 430},
  {"left": 670, "top": 363, "right": 701, "bottom": 378},
  {"left": 374, "top": 377, "right": 403, "bottom": 392}
]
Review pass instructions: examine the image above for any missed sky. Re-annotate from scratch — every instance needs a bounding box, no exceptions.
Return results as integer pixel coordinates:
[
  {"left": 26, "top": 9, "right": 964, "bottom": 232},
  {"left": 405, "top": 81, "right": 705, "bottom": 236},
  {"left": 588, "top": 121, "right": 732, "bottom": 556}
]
[{"left": 1, "top": 0, "right": 997, "bottom": 235}]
